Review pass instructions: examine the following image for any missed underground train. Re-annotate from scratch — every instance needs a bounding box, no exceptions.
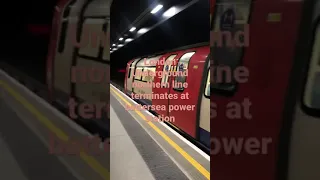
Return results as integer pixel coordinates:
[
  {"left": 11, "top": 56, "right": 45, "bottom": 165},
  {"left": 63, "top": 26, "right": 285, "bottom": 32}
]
[
  {"left": 210, "top": 0, "right": 320, "bottom": 180},
  {"left": 124, "top": 43, "right": 210, "bottom": 149},
  {"left": 46, "top": 0, "right": 111, "bottom": 138}
]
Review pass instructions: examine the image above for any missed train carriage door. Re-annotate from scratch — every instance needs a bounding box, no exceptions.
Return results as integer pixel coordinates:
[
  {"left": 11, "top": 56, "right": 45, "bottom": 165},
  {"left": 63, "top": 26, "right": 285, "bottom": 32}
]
[
  {"left": 169, "top": 51, "right": 198, "bottom": 137},
  {"left": 199, "top": 62, "right": 210, "bottom": 147},
  {"left": 132, "top": 56, "right": 161, "bottom": 105},
  {"left": 126, "top": 58, "right": 141, "bottom": 93},
  {"left": 153, "top": 54, "right": 177, "bottom": 117},
  {"left": 287, "top": 1, "right": 320, "bottom": 179},
  {"left": 51, "top": 0, "right": 85, "bottom": 104},
  {"left": 47, "top": 0, "right": 71, "bottom": 101},
  {"left": 71, "top": 0, "right": 110, "bottom": 106},
  {"left": 124, "top": 61, "right": 131, "bottom": 91},
  {"left": 210, "top": 0, "right": 305, "bottom": 180},
  {"left": 102, "top": 16, "right": 110, "bottom": 62}
]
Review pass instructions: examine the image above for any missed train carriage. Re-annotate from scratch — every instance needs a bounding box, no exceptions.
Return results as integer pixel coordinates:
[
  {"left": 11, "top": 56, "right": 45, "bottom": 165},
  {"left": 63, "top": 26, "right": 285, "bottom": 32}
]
[
  {"left": 46, "top": 0, "right": 111, "bottom": 138},
  {"left": 47, "top": 0, "right": 110, "bottom": 111},
  {"left": 124, "top": 43, "right": 210, "bottom": 149},
  {"left": 210, "top": 0, "right": 320, "bottom": 180}
]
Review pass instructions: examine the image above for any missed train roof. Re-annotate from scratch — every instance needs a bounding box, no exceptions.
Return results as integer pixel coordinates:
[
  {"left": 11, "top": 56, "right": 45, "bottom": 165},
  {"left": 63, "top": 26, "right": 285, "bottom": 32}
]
[{"left": 127, "top": 42, "right": 209, "bottom": 65}]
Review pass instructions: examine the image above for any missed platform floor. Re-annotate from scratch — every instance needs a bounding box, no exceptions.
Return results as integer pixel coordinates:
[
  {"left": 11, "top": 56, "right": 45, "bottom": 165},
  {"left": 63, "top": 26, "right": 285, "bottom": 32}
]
[
  {"left": 110, "top": 85, "right": 210, "bottom": 180},
  {"left": 0, "top": 68, "right": 210, "bottom": 180},
  {"left": 0, "top": 70, "right": 109, "bottom": 180},
  {"left": 0, "top": 99, "right": 82, "bottom": 180}
]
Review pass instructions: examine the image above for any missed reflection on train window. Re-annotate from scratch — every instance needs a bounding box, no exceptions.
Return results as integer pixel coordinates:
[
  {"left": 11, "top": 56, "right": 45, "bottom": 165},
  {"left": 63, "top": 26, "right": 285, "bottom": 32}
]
[
  {"left": 102, "top": 19, "right": 110, "bottom": 61},
  {"left": 58, "top": 22, "right": 68, "bottom": 53},
  {"left": 213, "top": 1, "right": 251, "bottom": 30},
  {"left": 204, "top": 69, "right": 210, "bottom": 97},
  {"left": 136, "top": 55, "right": 163, "bottom": 66},
  {"left": 303, "top": 23, "right": 320, "bottom": 109},
  {"left": 211, "top": 1, "right": 251, "bottom": 92},
  {"left": 161, "top": 55, "right": 177, "bottom": 87},
  {"left": 142, "top": 67, "right": 156, "bottom": 82},
  {"left": 210, "top": 7, "right": 214, "bottom": 31},
  {"left": 78, "top": 19, "right": 105, "bottom": 58},
  {"left": 134, "top": 67, "right": 143, "bottom": 80},
  {"left": 173, "top": 52, "right": 195, "bottom": 91},
  {"left": 58, "top": 0, "right": 77, "bottom": 53},
  {"left": 128, "top": 63, "right": 133, "bottom": 78},
  {"left": 63, "top": 0, "right": 77, "bottom": 18}
]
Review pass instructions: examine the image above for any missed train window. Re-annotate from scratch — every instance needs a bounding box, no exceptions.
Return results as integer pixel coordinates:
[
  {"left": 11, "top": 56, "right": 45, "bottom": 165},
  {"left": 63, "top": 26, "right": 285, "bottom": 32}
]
[
  {"left": 210, "top": 3, "right": 214, "bottom": 31},
  {"left": 84, "top": 0, "right": 109, "bottom": 17},
  {"left": 78, "top": 18, "right": 106, "bottom": 58},
  {"left": 204, "top": 69, "right": 210, "bottom": 98},
  {"left": 142, "top": 67, "right": 156, "bottom": 82},
  {"left": 211, "top": 0, "right": 252, "bottom": 93},
  {"left": 63, "top": 0, "right": 77, "bottom": 17},
  {"left": 161, "top": 55, "right": 177, "bottom": 87},
  {"left": 128, "top": 63, "right": 133, "bottom": 78},
  {"left": 58, "top": 22, "right": 68, "bottom": 53},
  {"left": 173, "top": 52, "right": 195, "bottom": 91},
  {"left": 102, "top": 18, "right": 110, "bottom": 61},
  {"left": 303, "top": 23, "right": 320, "bottom": 110},
  {"left": 130, "top": 58, "right": 142, "bottom": 77},
  {"left": 58, "top": 0, "right": 77, "bottom": 53},
  {"left": 136, "top": 55, "right": 163, "bottom": 66},
  {"left": 134, "top": 67, "right": 143, "bottom": 80}
]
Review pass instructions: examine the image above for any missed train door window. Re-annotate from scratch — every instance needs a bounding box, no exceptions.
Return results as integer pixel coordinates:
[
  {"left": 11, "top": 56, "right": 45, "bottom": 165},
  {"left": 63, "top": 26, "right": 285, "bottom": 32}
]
[
  {"left": 131, "top": 58, "right": 141, "bottom": 77},
  {"left": 139, "top": 55, "right": 163, "bottom": 66},
  {"left": 211, "top": 0, "right": 252, "bottom": 92},
  {"left": 134, "top": 55, "right": 162, "bottom": 80},
  {"left": 128, "top": 63, "right": 133, "bottom": 78},
  {"left": 142, "top": 67, "right": 156, "bottom": 82},
  {"left": 58, "top": 0, "right": 77, "bottom": 53},
  {"left": 78, "top": 18, "right": 106, "bottom": 58},
  {"left": 210, "top": 0, "right": 214, "bottom": 31},
  {"left": 303, "top": 23, "right": 320, "bottom": 110},
  {"left": 102, "top": 18, "right": 110, "bottom": 62},
  {"left": 134, "top": 67, "right": 143, "bottom": 80},
  {"left": 161, "top": 55, "right": 177, "bottom": 87},
  {"left": 173, "top": 52, "right": 195, "bottom": 91},
  {"left": 204, "top": 69, "right": 210, "bottom": 98}
]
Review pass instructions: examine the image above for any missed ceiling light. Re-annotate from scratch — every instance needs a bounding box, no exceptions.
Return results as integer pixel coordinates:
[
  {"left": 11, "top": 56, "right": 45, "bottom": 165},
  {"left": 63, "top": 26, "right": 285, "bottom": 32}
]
[
  {"left": 137, "top": 28, "right": 148, "bottom": 34},
  {"left": 119, "top": 37, "right": 123, "bottom": 41},
  {"left": 118, "top": 44, "right": 123, "bottom": 47},
  {"left": 151, "top": 5, "right": 163, "bottom": 14},
  {"left": 112, "top": 44, "right": 116, "bottom": 46},
  {"left": 163, "top": 7, "right": 177, "bottom": 17},
  {"left": 130, "top": 27, "right": 136, "bottom": 32},
  {"left": 125, "top": 38, "right": 133, "bottom": 42}
]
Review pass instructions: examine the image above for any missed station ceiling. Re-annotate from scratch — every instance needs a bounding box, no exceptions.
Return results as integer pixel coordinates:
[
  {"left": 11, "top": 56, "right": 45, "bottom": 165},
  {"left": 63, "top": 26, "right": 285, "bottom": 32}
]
[{"left": 110, "top": 0, "right": 202, "bottom": 53}]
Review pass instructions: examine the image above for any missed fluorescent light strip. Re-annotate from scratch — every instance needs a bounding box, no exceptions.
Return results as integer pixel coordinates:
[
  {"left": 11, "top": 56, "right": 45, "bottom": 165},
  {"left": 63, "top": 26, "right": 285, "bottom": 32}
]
[
  {"left": 129, "top": 27, "right": 136, "bottom": 32},
  {"left": 125, "top": 38, "right": 133, "bottom": 43},
  {"left": 163, "top": 7, "right": 177, "bottom": 17},
  {"left": 137, "top": 28, "right": 149, "bottom": 34},
  {"left": 151, "top": 4, "right": 163, "bottom": 14}
]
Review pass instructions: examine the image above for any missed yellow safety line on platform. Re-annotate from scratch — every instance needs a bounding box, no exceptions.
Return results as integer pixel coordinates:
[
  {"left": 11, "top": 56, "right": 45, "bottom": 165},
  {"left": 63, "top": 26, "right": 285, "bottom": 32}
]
[
  {"left": 111, "top": 86, "right": 210, "bottom": 180},
  {"left": 0, "top": 80, "right": 109, "bottom": 180}
]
